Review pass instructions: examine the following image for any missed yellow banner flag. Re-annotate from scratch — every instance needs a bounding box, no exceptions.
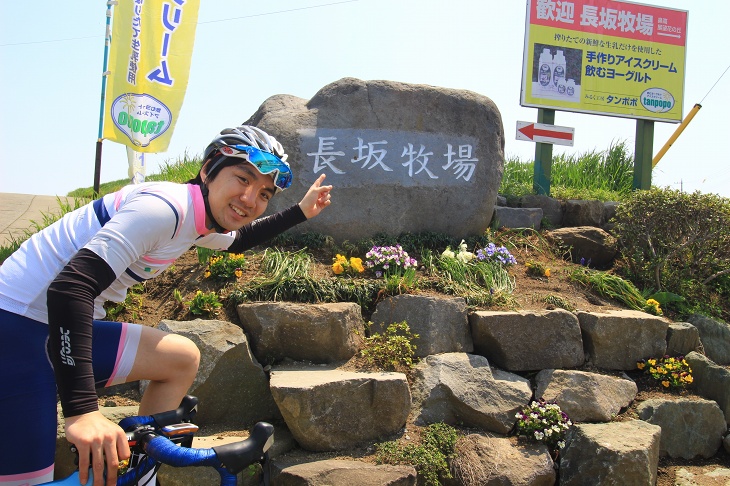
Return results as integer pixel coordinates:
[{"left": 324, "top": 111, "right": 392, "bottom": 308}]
[{"left": 103, "top": 0, "right": 200, "bottom": 152}]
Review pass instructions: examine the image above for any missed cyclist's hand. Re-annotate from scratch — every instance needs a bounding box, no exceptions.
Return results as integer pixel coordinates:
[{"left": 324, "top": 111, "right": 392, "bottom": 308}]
[
  {"left": 298, "top": 174, "right": 332, "bottom": 219},
  {"left": 65, "top": 410, "right": 131, "bottom": 486}
]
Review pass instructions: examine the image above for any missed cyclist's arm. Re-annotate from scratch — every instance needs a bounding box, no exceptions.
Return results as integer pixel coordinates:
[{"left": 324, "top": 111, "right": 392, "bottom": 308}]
[{"left": 47, "top": 248, "right": 116, "bottom": 416}]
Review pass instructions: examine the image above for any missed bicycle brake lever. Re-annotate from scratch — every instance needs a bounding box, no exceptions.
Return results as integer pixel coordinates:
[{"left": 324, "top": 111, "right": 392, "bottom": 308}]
[{"left": 213, "top": 422, "right": 274, "bottom": 475}]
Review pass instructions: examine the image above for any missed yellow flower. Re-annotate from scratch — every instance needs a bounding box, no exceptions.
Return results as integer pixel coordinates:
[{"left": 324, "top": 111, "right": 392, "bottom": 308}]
[
  {"left": 637, "top": 361, "right": 646, "bottom": 370},
  {"left": 234, "top": 269, "right": 243, "bottom": 278},
  {"left": 544, "top": 268, "right": 551, "bottom": 277},
  {"left": 335, "top": 254, "right": 348, "bottom": 264},
  {"left": 332, "top": 262, "right": 344, "bottom": 275},
  {"left": 684, "top": 375, "right": 693, "bottom": 383},
  {"left": 350, "top": 257, "right": 364, "bottom": 273},
  {"left": 204, "top": 270, "right": 211, "bottom": 278},
  {"left": 662, "top": 380, "right": 670, "bottom": 388}
]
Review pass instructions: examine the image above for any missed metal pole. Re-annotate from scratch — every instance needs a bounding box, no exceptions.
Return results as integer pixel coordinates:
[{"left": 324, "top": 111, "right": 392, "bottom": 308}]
[
  {"left": 94, "top": 0, "right": 116, "bottom": 196},
  {"left": 652, "top": 103, "right": 702, "bottom": 168},
  {"left": 533, "top": 108, "right": 555, "bottom": 195}
]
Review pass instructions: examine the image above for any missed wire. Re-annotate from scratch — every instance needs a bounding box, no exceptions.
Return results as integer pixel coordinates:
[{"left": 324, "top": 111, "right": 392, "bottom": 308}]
[
  {"left": 0, "top": 35, "right": 100, "bottom": 47},
  {"left": 700, "top": 62, "right": 730, "bottom": 104},
  {"left": 0, "top": 1, "right": 359, "bottom": 47},
  {"left": 198, "top": 0, "right": 359, "bottom": 24}
]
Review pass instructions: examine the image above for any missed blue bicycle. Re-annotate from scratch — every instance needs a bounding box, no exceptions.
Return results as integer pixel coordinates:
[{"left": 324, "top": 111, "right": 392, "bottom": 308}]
[{"left": 46, "top": 396, "right": 274, "bottom": 486}]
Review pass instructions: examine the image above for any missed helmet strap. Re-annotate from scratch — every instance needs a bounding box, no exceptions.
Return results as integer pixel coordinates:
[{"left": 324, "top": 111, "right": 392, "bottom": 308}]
[{"left": 199, "top": 182, "right": 227, "bottom": 233}]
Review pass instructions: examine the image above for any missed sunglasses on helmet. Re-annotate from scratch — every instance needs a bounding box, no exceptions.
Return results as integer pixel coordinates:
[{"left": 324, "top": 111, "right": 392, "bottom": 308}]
[{"left": 214, "top": 144, "right": 293, "bottom": 191}]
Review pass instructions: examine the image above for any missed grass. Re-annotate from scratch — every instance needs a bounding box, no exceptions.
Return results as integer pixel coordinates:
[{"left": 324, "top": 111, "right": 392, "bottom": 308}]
[
  {"left": 500, "top": 140, "right": 635, "bottom": 201},
  {"left": 67, "top": 151, "right": 201, "bottom": 199}
]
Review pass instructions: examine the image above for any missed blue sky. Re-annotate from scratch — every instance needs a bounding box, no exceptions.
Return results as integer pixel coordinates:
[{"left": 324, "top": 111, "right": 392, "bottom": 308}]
[{"left": 1, "top": 0, "right": 728, "bottom": 197}]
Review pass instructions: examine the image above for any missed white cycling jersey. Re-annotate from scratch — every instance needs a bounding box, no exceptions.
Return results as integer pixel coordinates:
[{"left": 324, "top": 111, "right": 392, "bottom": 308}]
[{"left": 0, "top": 181, "right": 235, "bottom": 323}]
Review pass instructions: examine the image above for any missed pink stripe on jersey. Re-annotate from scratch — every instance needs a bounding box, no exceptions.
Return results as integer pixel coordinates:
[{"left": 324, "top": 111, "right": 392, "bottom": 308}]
[
  {"left": 142, "top": 255, "right": 176, "bottom": 265},
  {"left": 0, "top": 464, "right": 54, "bottom": 482},
  {"left": 114, "top": 190, "right": 124, "bottom": 211},
  {"left": 189, "top": 184, "right": 209, "bottom": 235}
]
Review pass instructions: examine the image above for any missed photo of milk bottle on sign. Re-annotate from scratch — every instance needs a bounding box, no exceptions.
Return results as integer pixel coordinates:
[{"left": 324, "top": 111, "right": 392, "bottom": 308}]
[{"left": 533, "top": 44, "right": 582, "bottom": 102}]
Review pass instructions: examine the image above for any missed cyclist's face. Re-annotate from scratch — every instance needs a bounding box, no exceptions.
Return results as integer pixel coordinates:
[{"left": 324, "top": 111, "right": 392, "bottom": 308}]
[{"left": 204, "top": 162, "right": 276, "bottom": 231}]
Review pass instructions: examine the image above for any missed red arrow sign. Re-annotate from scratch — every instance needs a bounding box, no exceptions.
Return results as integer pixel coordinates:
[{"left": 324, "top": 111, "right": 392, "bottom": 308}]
[{"left": 516, "top": 121, "right": 574, "bottom": 146}]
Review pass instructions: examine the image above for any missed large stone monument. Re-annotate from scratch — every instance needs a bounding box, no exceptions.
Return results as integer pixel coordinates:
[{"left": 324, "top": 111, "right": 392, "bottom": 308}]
[{"left": 244, "top": 77, "right": 504, "bottom": 241}]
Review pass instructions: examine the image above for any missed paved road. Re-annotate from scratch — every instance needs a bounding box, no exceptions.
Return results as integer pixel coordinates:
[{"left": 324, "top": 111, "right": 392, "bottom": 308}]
[{"left": 0, "top": 193, "right": 76, "bottom": 248}]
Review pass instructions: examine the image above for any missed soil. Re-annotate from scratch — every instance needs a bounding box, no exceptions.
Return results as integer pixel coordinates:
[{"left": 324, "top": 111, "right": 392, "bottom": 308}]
[{"left": 100, "top": 238, "right": 730, "bottom": 485}]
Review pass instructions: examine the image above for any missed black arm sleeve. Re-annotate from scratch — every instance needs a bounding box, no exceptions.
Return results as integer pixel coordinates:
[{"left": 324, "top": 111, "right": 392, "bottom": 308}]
[
  {"left": 227, "top": 204, "right": 307, "bottom": 253},
  {"left": 47, "top": 248, "right": 117, "bottom": 418}
]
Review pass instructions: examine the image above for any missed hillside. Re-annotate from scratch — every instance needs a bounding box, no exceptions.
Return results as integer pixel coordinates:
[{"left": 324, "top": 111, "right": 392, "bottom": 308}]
[{"left": 102, "top": 236, "right": 730, "bottom": 486}]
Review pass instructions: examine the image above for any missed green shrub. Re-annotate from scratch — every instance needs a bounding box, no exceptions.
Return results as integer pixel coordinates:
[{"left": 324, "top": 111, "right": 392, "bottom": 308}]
[
  {"left": 186, "top": 290, "right": 222, "bottom": 316},
  {"left": 361, "top": 321, "right": 419, "bottom": 371},
  {"left": 375, "top": 423, "right": 458, "bottom": 486},
  {"left": 613, "top": 188, "right": 730, "bottom": 319}
]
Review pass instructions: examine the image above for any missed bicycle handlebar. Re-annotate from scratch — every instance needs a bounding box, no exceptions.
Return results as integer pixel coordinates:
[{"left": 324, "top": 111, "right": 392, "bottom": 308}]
[
  {"left": 121, "top": 422, "right": 274, "bottom": 486},
  {"left": 117, "top": 394, "right": 198, "bottom": 432},
  {"left": 51, "top": 396, "right": 274, "bottom": 486}
]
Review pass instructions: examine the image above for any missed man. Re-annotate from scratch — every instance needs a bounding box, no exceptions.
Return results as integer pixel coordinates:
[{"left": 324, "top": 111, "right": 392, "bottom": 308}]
[{"left": 0, "top": 126, "right": 331, "bottom": 485}]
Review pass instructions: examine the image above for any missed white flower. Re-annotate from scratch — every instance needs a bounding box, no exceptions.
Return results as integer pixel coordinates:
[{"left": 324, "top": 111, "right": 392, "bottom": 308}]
[
  {"left": 558, "top": 440, "right": 566, "bottom": 449},
  {"left": 458, "top": 240, "right": 468, "bottom": 253},
  {"left": 441, "top": 248, "right": 455, "bottom": 259},
  {"left": 456, "top": 251, "right": 475, "bottom": 263},
  {"left": 534, "top": 431, "right": 544, "bottom": 440}
]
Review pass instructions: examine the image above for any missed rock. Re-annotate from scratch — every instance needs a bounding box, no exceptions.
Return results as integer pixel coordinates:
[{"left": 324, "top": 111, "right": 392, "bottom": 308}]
[
  {"left": 410, "top": 353, "right": 531, "bottom": 434},
  {"left": 520, "top": 194, "right": 563, "bottom": 227},
  {"left": 492, "top": 207, "right": 543, "bottom": 230},
  {"left": 666, "top": 322, "right": 701, "bottom": 357},
  {"left": 562, "top": 199, "right": 605, "bottom": 227},
  {"left": 245, "top": 77, "right": 505, "bottom": 241},
  {"left": 687, "top": 314, "right": 730, "bottom": 365},
  {"left": 685, "top": 351, "right": 730, "bottom": 424},
  {"left": 546, "top": 226, "right": 617, "bottom": 268},
  {"left": 371, "top": 294, "right": 473, "bottom": 357},
  {"left": 236, "top": 302, "right": 365, "bottom": 364},
  {"left": 269, "top": 367, "right": 410, "bottom": 451},
  {"left": 559, "top": 420, "right": 661, "bottom": 485},
  {"left": 158, "top": 319, "right": 280, "bottom": 427},
  {"left": 577, "top": 310, "right": 668, "bottom": 370},
  {"left": 274, "top": 459, "right": 417, "bottom": 485},
  {"left": 602, "top": 201, "right": 619, "bottom": 229},
  {"left": 534, "top": 369, "right": 637, "bottom": 422},
  {"left": 448, "top": 435, "right": 555, "bottom": 486},
  {"left": 470, "top": 309, "right": 584, "bottom": 371},
  {"left": 637, "top": 398, "right": 726, "bottom": 459}
]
